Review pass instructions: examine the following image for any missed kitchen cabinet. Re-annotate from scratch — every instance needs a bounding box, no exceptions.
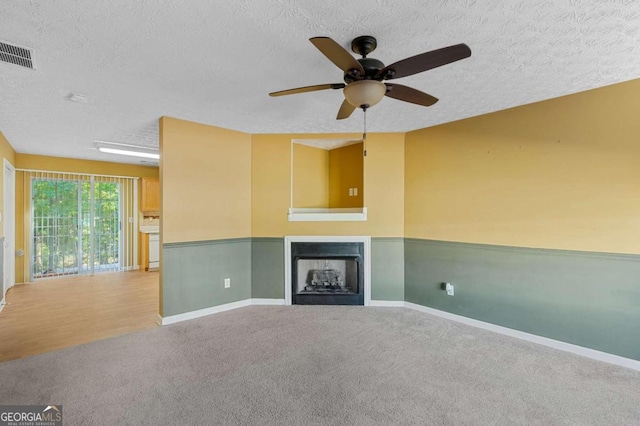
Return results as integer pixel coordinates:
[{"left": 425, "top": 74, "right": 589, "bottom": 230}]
[{"left": 141, "top": 177, "right": 160, "bottom": 215}]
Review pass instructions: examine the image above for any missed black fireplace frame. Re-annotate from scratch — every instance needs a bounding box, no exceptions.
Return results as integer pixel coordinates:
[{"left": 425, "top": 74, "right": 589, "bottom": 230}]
[{"left": 291, "top": 242, "right": 365, "bottom": 305}]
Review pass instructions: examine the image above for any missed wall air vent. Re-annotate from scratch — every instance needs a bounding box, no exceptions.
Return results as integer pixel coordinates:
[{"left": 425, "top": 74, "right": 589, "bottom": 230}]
[{"left": 0, "top": 41, "right": 35, "bottom": 69}]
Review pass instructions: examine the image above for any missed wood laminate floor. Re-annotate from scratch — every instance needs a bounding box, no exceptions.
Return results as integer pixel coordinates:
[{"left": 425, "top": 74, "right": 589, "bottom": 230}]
[{"left": 0, "top": 271, "right": 159, "bottom": 363}]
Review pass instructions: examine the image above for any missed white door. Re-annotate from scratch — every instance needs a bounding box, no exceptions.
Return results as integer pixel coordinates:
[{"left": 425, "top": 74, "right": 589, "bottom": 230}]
[{"left": 3, "top": 159, "right": 16, "bottom": 298}]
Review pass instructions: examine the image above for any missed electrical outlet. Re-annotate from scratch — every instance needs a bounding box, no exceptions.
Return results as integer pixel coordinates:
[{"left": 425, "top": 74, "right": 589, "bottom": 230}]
[
  {"left": 353, "top": 187, "right": 358, "bottom": 196},
  {"left": 445, "top": 282, "right": 454, "bottom": 296},
  {"left": 224, "top": 278, "right": 231, "bottom": 288},
  {"left": 348, "top": 188, "right": 354, "bottom": 196}
]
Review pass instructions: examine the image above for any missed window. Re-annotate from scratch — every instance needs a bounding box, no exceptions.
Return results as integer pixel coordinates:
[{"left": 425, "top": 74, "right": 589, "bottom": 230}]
[{"left": 27, "top": 171, "right": 137, "bottom": 279}]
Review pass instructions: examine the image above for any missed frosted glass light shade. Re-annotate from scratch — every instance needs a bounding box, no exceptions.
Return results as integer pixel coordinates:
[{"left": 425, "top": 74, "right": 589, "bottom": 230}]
[{"left": 343, "top": 80, "right": 386, "bottom": 108}]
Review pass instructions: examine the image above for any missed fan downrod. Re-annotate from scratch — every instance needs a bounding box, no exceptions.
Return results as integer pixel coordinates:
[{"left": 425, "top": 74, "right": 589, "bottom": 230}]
[{"left": 351, "top": 36, "right": 377, "bottom": 58}]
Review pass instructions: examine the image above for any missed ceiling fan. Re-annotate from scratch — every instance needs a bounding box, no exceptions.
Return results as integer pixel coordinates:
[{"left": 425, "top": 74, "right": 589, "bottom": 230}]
[{"left": 269, "top": 35, "right": 472, "bottom": 120}]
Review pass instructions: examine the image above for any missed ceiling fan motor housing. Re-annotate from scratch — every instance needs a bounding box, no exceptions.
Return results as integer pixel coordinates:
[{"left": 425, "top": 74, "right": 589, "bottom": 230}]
[
  {"left": 344, "top": 57, "right": 385, "bottom": 83},
  {"left": 344, "top": 36, "right": 385, "bottom": 83}
]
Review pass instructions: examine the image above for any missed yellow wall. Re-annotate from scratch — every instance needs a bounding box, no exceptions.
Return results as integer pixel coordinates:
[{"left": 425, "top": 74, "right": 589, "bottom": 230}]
[
  {"left": 292, "top": 143, "right": 329, "bottom": 208},
  {"left": 0, "top": 132, "right": 17, "bottom": 239},
  {"left": 252, "top": 133, "right": 404, "bottom": 237},
  {"left": 160, "top": 116, "right": 252, "bottom": 243},
  {"left": 9, "top": 76, "right": 637, "bottom": 288},
  {"left": 16, "top": 154, "right": 159, "bottom": 178},
  {"left": 405, "top": 78, "right": 640, "bottom": 254},
  {"left": 329, "top": 142, "right": 363, "bottom": 208},
  {"left": 14, "top": 154, "right": 159, "bottom": 283}
]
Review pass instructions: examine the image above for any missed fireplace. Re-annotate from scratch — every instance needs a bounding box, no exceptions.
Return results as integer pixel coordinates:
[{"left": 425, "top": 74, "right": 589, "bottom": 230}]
[{"left": 285, "top": 236, "right": 371, "bottom": 306}]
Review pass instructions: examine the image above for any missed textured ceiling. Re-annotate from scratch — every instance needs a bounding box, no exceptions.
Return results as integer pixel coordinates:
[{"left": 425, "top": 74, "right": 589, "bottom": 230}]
[{"left": 1, "top": 0, "right": 639, "bottom": 165}]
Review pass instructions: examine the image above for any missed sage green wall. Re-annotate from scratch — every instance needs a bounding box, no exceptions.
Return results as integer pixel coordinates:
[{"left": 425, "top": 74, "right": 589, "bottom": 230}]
[
  {"left": 371, "top": 238, "right": 404, "bottom": 301},
  {"left": 405, "top": 239, "right": 640, "bottom": 361},
  {"left": 162, "top": 239, "right": 251, "bottom": 316},
  {"left": 251, "top": 238, "right": 284, "bottom": 299}
]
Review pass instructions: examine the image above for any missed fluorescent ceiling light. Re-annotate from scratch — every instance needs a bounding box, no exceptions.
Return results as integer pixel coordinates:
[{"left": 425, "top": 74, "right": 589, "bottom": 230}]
[{"left": 97, "top": 147, "right": 160, "bottom": 159}]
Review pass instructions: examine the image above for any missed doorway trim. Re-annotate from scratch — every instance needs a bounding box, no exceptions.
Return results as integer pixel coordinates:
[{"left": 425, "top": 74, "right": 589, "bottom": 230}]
[{"left": 2, "top": 158, "right": 16, "bottom": 309}]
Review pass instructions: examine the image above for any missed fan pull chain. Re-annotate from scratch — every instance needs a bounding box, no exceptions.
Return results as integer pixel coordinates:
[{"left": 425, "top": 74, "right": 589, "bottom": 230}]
[{"left": 362, "top": 106, "right": 367, "bottom": 157}]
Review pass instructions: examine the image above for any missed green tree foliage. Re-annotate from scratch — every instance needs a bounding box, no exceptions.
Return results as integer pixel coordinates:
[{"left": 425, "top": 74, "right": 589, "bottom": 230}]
[{"left": 32, "top": 178, "right": 120, "bottom": 277}]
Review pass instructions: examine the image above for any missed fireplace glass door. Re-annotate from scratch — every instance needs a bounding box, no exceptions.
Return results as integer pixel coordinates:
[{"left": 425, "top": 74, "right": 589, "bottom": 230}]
[{"left": 291, "top": 242, "right": 364, "bottom": 305}]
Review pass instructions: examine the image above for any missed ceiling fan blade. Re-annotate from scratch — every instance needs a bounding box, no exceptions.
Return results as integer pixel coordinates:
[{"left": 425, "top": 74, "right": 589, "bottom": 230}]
[
  {"left": 269, "top": 83, "right": 345, "bottom": 97},
  {"left": 377, "top": 43, "right": 471, "bottom": 80},
  {"left": 336, "top": 99, "right": 356, "bottom": 120},
  {"left": 384, "top": 83, "right": 439, "bottom": 107},
  {"left": 310, "top": 37, "right": 365, "bottom": 75}
]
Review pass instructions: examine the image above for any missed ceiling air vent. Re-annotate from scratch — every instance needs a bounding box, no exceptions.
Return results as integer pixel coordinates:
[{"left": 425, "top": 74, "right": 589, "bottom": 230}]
[{"left": 0, "top": 41, "right": 35, "bottom": 69}]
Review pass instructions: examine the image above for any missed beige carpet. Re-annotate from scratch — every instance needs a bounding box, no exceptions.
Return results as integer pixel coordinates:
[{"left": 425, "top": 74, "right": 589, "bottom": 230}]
[{"left": 1, "top": 306, "right": 639, "bottom": 425}]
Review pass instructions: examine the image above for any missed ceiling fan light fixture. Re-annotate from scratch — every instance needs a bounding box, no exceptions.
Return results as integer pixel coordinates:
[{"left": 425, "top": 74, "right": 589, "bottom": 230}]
[
  {"left": 344, "top": 80, "right": 386, "bottom": 108},
  {"left": 270, "top": 36, "right": 471, "bottom": 119}
]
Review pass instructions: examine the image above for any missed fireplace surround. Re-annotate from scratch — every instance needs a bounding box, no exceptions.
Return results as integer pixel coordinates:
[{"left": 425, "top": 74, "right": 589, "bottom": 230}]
[{"left": 284, "top": 236, "right": 371, "bottom": 306}]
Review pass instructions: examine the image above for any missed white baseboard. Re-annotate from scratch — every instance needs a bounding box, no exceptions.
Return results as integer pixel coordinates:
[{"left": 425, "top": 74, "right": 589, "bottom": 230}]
[
  {"left": 157, "top": 298, "right": 286, "bottom": 325},
  {"left": 159, "top": 299, "right": 252, "bottom": 325},
  {"left": 404, "top": 302, "right": 640, "bottom": 372},
  {"left": 251, "top": 298, "right": 285, "bottom": 305},
  {"left": 369, "top": 300, "right": 405, "bottom": 307},
  {"left": 0, "top": 297, "right": 5, "bottom": 313}
]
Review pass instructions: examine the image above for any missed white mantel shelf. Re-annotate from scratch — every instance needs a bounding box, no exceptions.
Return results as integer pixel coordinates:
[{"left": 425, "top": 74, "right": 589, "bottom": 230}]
[{"left": 288, "top": 207, "right": 367, "bottom": 222}]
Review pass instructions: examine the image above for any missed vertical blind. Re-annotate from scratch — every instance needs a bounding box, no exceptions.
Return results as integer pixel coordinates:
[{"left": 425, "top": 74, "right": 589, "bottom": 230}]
[{"left": 17, "top": 169, "right": 138, "bottom": 280}]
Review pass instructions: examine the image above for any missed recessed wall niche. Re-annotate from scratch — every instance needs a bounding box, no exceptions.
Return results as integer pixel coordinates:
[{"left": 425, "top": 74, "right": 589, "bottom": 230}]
[{"left": 289, "top": 139, "right": 366, "bottom": 222}]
